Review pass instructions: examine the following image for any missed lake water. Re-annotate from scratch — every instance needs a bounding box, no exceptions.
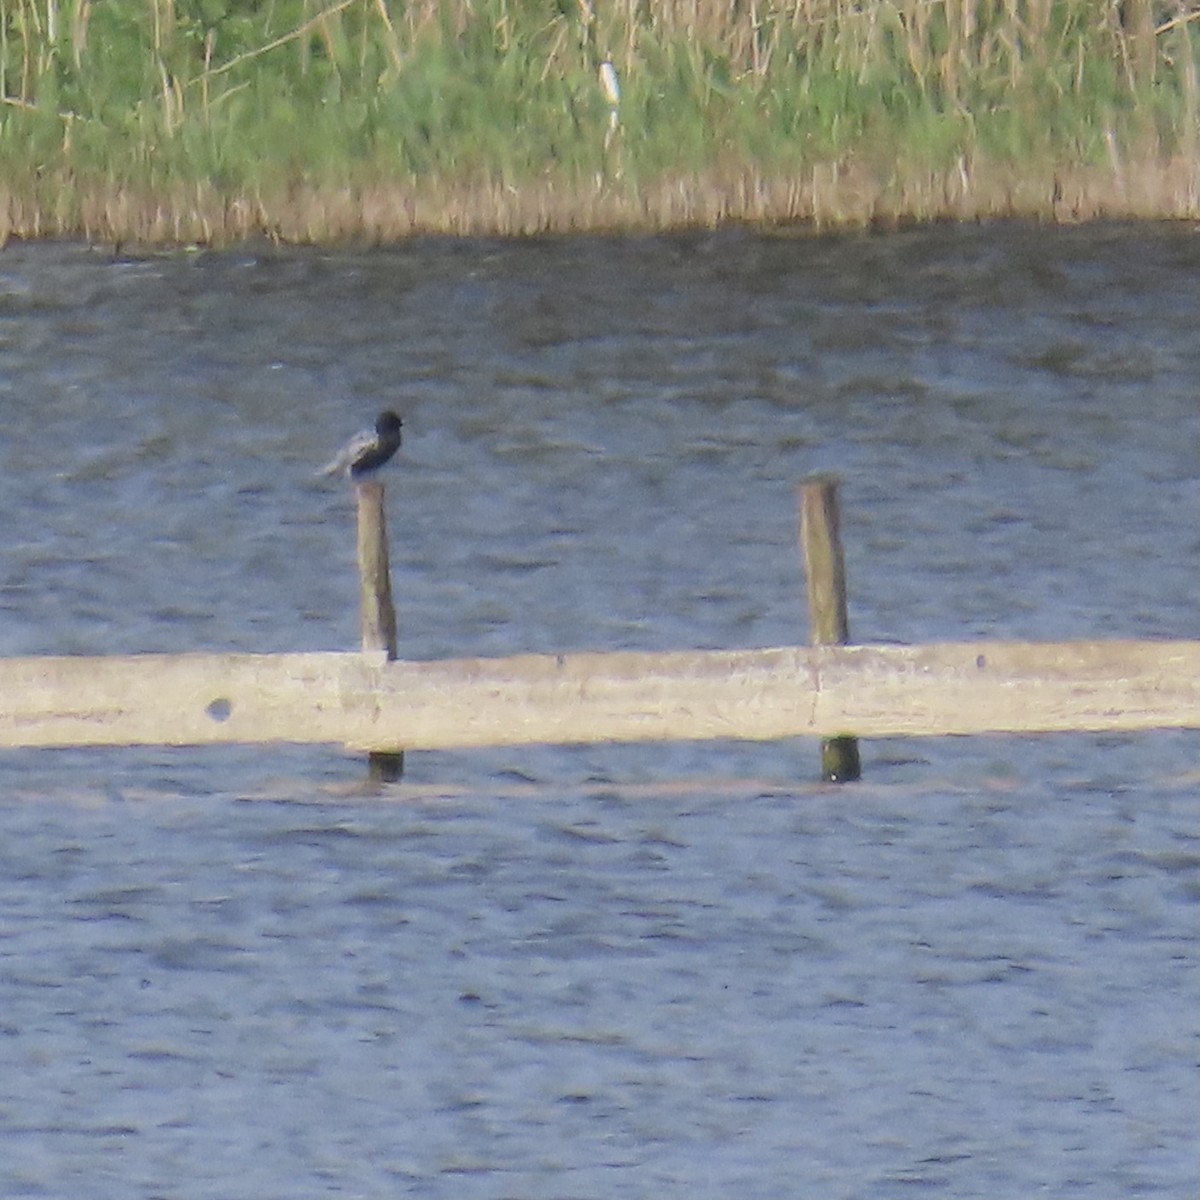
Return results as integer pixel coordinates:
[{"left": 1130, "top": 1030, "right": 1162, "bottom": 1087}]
[{"left": 0, "top": 225, "right": 1195, "bottom": 1196}]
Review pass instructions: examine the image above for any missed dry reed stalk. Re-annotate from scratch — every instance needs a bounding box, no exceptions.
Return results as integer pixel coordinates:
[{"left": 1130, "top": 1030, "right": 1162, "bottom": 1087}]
[
  {"left": 184, "top": 0, "right": 359, "bottom": 89},
  {"left": 1176, "top": 15, "right": 1199, "bottom": 162}
]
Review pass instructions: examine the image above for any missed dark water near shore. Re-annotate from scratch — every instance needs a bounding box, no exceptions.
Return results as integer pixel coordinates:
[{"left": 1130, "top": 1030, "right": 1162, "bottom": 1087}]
[{"left": 0, "top": 226, "right": 1196, "bottom": 1196}]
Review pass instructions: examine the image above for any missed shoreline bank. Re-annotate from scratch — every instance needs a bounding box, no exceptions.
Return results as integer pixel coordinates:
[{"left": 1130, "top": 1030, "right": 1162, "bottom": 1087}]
[
  {"left": 1, "top": 0, "right": 1196, "bottom": 246},
  {"left": 3, "top": 155, "right": 1198, "bottom": 248}
]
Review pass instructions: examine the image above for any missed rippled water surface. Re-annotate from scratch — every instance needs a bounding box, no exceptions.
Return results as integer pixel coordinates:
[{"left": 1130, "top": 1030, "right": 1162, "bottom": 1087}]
[{"left": 0, "top": 226, "right": 1196, "bottom": 1196}]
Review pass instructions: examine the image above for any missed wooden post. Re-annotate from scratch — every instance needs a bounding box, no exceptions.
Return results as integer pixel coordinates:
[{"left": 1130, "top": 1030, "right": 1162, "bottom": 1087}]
[
  {"left": 799, "top": 475, "right": 861, "bottom": 782},
  {"left": 356, "top": 480, "right": 404, "bottom": 782}
]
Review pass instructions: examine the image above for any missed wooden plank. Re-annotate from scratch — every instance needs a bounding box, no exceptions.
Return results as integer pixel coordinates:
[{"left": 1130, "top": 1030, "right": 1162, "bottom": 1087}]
[
  {"left": 0, "top": 641, "right": 1196, "bottom": 751},
  {"left": 812, "top": 641, "right": 1200, "bottom": 737}
]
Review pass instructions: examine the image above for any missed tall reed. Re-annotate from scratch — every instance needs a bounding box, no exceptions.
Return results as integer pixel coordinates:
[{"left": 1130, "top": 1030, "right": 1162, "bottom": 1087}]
[{"left": 0, "top": 0, "right": 1195, "bottom": 243}]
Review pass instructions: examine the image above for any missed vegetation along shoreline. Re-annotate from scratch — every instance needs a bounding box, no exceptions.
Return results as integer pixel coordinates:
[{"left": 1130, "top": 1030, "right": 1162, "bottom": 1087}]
[{"left": 1, "top": 0, "right": 1197, "bottom": 247}]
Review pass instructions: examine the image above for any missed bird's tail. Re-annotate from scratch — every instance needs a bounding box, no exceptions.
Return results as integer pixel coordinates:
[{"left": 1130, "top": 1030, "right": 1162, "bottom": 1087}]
[{"left": 316, "top": 452, "right": 351, "bottom": 477}]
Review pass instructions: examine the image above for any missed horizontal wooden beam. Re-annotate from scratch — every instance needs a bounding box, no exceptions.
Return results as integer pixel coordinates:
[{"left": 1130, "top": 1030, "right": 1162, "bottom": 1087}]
[{"left": 0, "top": 640, "right": 1197, "bottom": 751}]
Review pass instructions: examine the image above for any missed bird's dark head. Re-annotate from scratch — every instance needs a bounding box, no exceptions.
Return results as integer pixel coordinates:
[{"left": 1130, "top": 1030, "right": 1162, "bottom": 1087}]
[{"left": 376, "top": 411, "right": 403, "bottom": 438}]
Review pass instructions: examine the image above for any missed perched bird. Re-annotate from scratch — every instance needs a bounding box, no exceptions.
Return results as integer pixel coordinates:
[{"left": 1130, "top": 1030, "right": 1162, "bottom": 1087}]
[{"left": 320, "top": 411, "right": 403, "bottom": 479}]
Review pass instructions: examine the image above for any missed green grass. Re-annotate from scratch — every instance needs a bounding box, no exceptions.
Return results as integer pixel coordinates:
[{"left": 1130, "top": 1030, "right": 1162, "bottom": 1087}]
[{"left": 0, "top": 0, "right": 1196, "bottom": 243}]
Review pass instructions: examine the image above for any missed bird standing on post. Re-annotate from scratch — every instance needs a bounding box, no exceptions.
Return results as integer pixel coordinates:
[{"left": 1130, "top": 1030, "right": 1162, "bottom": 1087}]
[
  {"left": 320, "top": 411, "right": 403, "bottom": 479},
  {"left": 321, "top": 409, "right": 406, "bottom": 783}
]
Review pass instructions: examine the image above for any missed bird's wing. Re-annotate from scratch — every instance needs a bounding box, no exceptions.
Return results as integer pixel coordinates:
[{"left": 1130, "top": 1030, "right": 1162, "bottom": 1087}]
[{"left": 318, "top": 429, "right": 374, "bottom": 476}]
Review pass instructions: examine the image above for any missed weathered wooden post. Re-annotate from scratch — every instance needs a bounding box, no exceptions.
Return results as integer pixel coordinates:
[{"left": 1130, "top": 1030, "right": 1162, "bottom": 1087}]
[
  {"left": 799, "top": 475, "right": 862, "bottom": 782},
  {"left": 356, "top": 480, "right": 404, "bottom": 782}
]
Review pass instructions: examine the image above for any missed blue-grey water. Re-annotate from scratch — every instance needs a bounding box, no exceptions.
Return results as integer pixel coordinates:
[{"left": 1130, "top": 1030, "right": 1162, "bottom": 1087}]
[{"left": 0, "top": 226, "right": 1196, "bottom": 1197}]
